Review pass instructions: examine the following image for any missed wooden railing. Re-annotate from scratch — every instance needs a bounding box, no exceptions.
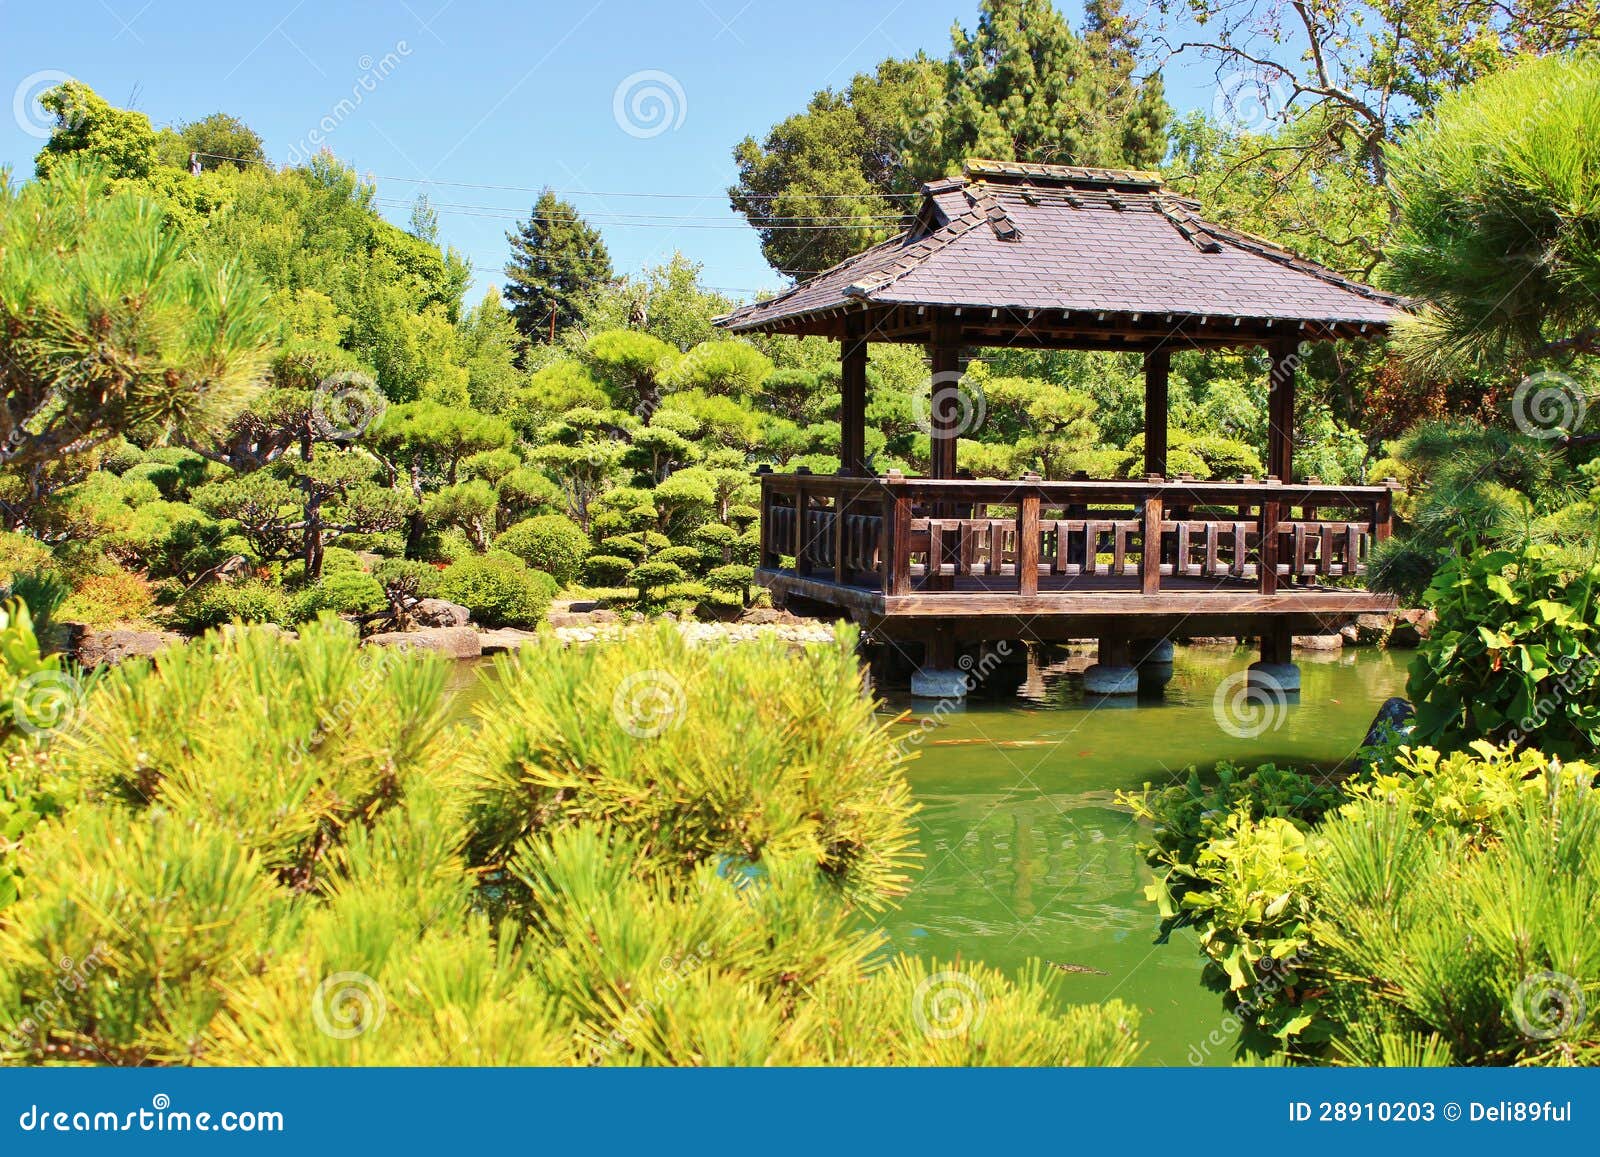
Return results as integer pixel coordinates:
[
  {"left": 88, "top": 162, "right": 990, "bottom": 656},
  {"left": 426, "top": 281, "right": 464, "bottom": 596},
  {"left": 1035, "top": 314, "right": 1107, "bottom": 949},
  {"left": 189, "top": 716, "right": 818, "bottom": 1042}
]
[{"left": 756, "top": 469, "right": 1395, "bottom": 599}]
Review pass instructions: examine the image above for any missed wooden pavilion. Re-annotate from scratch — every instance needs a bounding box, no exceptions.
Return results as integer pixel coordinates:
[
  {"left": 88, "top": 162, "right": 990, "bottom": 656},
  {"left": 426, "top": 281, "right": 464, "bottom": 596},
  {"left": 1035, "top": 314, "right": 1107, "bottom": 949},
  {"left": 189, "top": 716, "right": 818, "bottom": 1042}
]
[{"left": 716, "top": 160, "right": 1405, "bottom": 695}]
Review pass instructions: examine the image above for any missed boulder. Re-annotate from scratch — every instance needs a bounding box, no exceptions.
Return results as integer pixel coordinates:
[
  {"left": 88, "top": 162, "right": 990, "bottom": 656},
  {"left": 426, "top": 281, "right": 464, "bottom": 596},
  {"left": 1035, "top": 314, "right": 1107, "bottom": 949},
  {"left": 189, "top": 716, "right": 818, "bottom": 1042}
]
[
  {"left": 363, "top": 626, "right": 482, "bottom": 659},
  {"left": 68, "top": 626, "right": 186, "bottom": 667},
  {"left": 1293, "top": 633, "right": 1345, "bottom": 651},
  {"left": 1182, "top": 635, "right": 1242, "bottom": 648},
  {"left": 410, "top": 598, "right": 471, "bottom": 628},
  {"left": 1362, "top": 697, "right": 1415, "bottom": 747},
  {"left": 1352, "top": 612, "right": 1396, "bottom": 645},
  {"left": 478, "top": 627, "right": 542, "bottom": 654},
  {"left": 1388, "top": 608, "right": 1436, "bottom": 648}
]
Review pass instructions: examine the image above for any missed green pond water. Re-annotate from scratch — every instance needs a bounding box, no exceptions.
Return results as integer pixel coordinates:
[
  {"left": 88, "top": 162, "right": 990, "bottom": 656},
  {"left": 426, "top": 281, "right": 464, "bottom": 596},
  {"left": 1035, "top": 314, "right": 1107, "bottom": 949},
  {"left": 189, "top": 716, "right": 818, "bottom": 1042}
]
[{"left": 447, "top": 642, "right": 1409, "bottom": 1066}]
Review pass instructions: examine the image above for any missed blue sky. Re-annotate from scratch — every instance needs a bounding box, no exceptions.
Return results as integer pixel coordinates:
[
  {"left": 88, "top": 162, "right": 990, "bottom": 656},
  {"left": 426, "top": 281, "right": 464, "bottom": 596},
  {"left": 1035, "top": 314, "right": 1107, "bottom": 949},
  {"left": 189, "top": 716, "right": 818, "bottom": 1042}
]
[{"left": 1, "top": 0, "right": 1220, "bottom": 301}]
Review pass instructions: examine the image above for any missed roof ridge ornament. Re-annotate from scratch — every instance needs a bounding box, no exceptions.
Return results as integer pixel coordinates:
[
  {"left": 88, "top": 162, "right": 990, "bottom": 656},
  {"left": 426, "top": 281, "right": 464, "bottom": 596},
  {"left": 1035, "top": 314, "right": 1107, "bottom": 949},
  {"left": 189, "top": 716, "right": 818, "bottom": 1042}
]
[
  {"left": 964, "top": 182, "right": 1024, "bottom": 242},
  {"left": 1153, "top": 195, "right": 1224, "bottom": 254}
]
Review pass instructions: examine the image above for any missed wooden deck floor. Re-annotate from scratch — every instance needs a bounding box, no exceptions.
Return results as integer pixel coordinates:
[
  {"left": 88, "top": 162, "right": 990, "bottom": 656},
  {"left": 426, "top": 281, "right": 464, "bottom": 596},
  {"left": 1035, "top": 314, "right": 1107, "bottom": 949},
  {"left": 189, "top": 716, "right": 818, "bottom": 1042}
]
[{"left": 758, "top": 566, "right": 1396, "bottom": 638}]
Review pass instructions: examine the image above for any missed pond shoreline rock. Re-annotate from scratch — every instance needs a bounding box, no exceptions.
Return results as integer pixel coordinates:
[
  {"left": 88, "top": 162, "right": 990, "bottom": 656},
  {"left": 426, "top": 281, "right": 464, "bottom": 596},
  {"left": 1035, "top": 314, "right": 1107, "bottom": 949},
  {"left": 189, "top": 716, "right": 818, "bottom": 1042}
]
[
  {"left": 64, "top": 625, "right": 187, "bottom": 667},
  {"left": 363, "top": 625, "right": 483, "bottom": 659}
]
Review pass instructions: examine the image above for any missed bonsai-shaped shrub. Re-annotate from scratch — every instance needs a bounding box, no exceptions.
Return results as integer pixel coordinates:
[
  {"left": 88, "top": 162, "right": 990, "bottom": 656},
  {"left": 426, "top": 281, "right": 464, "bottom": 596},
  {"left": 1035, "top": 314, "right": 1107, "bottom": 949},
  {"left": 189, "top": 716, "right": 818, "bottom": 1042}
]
[
  {"left": 435, "top": 553, "right": 557, "bottom": 628},
  {"left": 492, "top": 514, "right": 589, "bottom": 586},
  {"left": 580, "top": 554, "right": 633, "bottom": 587}
]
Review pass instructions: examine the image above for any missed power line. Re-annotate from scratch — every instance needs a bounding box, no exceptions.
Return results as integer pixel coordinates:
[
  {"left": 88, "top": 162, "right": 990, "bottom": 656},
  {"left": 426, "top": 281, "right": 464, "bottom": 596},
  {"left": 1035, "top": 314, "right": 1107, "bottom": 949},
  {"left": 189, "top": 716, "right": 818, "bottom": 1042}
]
[
  {"left": 189, "top": 152, "right": 926, "bottom": 202},
  {"left": 381, "top": 194, "right": 909, "bottom": 224},
  {"left": 375, "top": 197, "right": 907, "bottom": 231}
]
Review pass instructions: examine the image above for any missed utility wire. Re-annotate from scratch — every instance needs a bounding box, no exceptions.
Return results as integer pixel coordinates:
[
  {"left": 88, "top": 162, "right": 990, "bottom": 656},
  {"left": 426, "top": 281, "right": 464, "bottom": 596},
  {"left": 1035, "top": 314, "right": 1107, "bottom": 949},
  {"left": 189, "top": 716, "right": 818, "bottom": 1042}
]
[{"left": 189, "top": 151, "right": 925, "bottom": 202}]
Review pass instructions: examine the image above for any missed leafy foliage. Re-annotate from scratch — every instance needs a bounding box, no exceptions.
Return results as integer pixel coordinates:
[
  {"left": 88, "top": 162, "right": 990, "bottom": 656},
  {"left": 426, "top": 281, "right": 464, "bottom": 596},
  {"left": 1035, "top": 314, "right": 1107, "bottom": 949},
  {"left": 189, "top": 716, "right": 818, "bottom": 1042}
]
[{"left": 1407, "top": 545, "right": 1600, "bottom": 756}]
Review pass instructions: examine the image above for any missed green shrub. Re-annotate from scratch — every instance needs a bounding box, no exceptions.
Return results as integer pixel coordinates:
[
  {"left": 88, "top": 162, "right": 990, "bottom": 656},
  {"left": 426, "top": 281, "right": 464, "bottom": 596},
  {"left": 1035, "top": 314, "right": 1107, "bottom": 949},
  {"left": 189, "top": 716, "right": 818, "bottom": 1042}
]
[
  {"left": 0, "top": 532, "right": 58, "bottom": 586},
  {"left": 58, "top": 570, "right": 156, "bottom": 626},
  {"left": 436, "top": 553, "right": 556, "bottom": 628},
  {"left": 1408, "top": 545, "right": 1600, "bottom": 756},
  {"left": 581, "top": 554, "right": 633, "bottom": 587},
  {"left": 289, "top": 571, "right": 387, "bottom": 620},
  {"left": 492, "top": 514, "right": 589, "bottom": 586},
  {"left": 1310, "top": 752, "right": 1600, "bottom": 1066},
  {"left": 170, "top": 580, "right": 294, "bottom": 632},
  {"left": 106, "top": 501, "right": 226, "bottom": 580},
  {"left": 1124, "top": 743, "right": 1600, "bottom": 1063},
  {"left": 1119, "top": 763, "right": 1342, "bottom": 1041},
  {"left": 628, "top": 559, "right": 687, "bottom": 597},
  {"left": 652, "top": 545, "right": 703, "bottom": 572},
  {"left": 99, "top": 440, "right": 146, "bottom": 474},
  {"left": 121, "top": 460, "right": 185, "bottom": 498},
  {"left": 373, "top": 558, "right": 442, "bottom": 599},
  {"left": 704, "top": 563, "right": 754, "bottom": 605}
]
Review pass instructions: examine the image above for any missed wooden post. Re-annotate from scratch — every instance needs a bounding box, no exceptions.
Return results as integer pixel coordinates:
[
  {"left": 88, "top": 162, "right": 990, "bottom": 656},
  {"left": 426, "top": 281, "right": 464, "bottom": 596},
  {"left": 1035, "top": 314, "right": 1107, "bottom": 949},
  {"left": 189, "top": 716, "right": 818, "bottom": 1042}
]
[
  {"left": 1375, "top": 480, "right": 1396, "bottom": 544},
  {"left": 794, "top": 469, "right": 812, "bottom": 576},
  {"left": 833, "top": 492, "right": 848, "bottom": 586},
  {"left": 1260, "top": 620, "right": 1293, "bottom": 665},
  {"left": 1017, "top": 482, "right": 1040, "bottom": 596},
  {"left": 840, "top": 314, "right": 868, "bottom": 476},
  {"left": 882, "top": 474, "right": 911, "bottom": 596},
  {"left": 756, "top": 467, "right": 776, "bottom": 568},
  {"left": 1259, "top": 486, "right": 1281, "bottom": 595},
  {"left": 1267, "top": 340, "right": 1297, "bottom": 484},
  {"left": 1141, "top": 492, "right": 1164, "bottom": 595},
  {"left": 1144, "top": 347, "right": 1170, "bottom": 478},
  {"left": 928, "top": 313, "right": 962, "bottom": 481}
]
